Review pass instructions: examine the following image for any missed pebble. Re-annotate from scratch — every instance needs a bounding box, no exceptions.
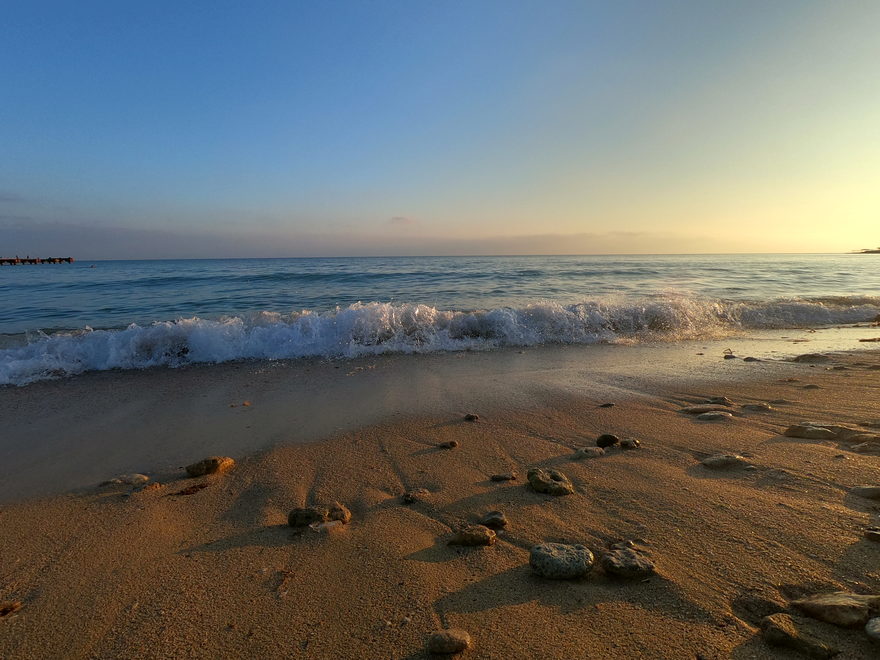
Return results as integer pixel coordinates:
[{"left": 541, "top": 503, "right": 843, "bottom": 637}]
[
  {"left": 288, "top": 506, "right": 329, "bottom": 527},
  {"left": 850, "top": 486, "right": 880, "bottom": 500},
  {"left": 573, "top": 447, "right": 605, "bottom": 459},
  {"left": 723, "top": 354, "right": 738, "bottom": 360},
  {"left": 600, "top": 541, "right": 655, "bottom": 579},
  {"left": 620, "top": 438, "right": 641, "bottom": 450},
  {"left": 598, "top": 402, "right": 615, "bottom": 408},
  {"left": 185, "top": 456, "right": 235, "bottom": 477},
  {"left": 527, "top": 468, "right": 575, "bottom": 496},
  {"left": 480, "top": 510, "right": 508, "bottom": 529},
  {"left": 448, "top": 524, "right": 496, "bottom": 546},
  {"left": 596, "top": 433, "right": 620, "bottom": 448},
  {"left": 701, "top": 454, "right": 750, "bottom": 470},
  {"left": 760, "top": 613, "right": 838, "bottom": 658},
  {"left": 101, "top": 473, "right": 150, "bottom": 486},
  {"left": 529, "top": 542, "right": 595, "bottom": 579},
  {"left": 463, "top": 413, "right": 479, "bottom": 422},
  {"left": 328, "top": 502, "right": 352, "bottom": 524},
  {"left": 741, "top": 403, "right": 773, "bottom": 412},
  {"left": 402, "top": 488, "right": 430, "bottom": 504},
  {"left": 489, "top": 472, "right": 517, "bottom": 482},
  {"left": 706, "top": 396, "right": 734, "bottom": 406},
  {"left": 697, "top": 411, "right": 733, "bottom": 421},
  {"left": 427, "top": 629, "right": 471, "bottom": 654},
  {"left": 743, "top": 356, "right": 761, "bottom": 362},
  {"left": 439, "top": 440, "right": 459, "bottom": 449},
  {"left": 864, "top": 527, "right": 880, "bottom": 543},
  {"left": 867, "top": 617, "right": 880, "bottom": 643},
  {"left": 792, "top": 591, "right": 880, "bottom": 627}
]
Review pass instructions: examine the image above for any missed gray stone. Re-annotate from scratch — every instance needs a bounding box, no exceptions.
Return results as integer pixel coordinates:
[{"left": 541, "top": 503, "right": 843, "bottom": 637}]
[
  {"left": 867, "top": 617, "right": 880, "bottom": 643},
  {"left": 701, "top": 454, "right": 750, "bottom": 470},
  {"left": 620, "top": 438, "right": 641, "bottom": 450},
  {"left": 529, "top": 542, "right": 595, "bottom": 579},
  {"left": 600, "top": 541, "right": 656, "bottom": 579},
  {"left": 527, "top": 468, "right": 574, "bottom": 496},
  {"left": 480, "top": 510, "right": 508, "bottom": 530},
  {"left": 851, "top": 486, "right": 880, "bottom": 500},
  {"left": 760, "top": 613, "right": 839, "bottom": 658},
  {"left": 448, "top": 524, "right": 496, "bottom": 546},
  {"left": 185, "top": 456, "right": 235, "bottom": 477},
  {"left": 792, "top": 591, "right": 880, "bottom": 628},
  {"left": 697, "top": 411, "right": 733, "bottom": 421},
  {"left": 573, "top": 447, "right": 605, "bottom": 459},
  {"left": 596, "top": 433, "right": 620, "bottom": 448},
  {"left": 427, "top": 629, "right": 471, "bottom": 654},
  {"left": 784, "top": 425, "right": 836, "bottom": 440},
  {"left": 288, "top": 506, "right": 329, "bottom": 527}
]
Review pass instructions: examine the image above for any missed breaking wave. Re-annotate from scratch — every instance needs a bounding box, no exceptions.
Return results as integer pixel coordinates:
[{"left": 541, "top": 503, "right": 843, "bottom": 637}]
[{"left": 2, "top": 295, "right": 879, "bottom": 386}]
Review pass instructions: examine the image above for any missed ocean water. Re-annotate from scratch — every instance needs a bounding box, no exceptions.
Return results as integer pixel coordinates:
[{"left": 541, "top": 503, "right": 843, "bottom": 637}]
[{"left": 1, "top": 254, "right": 879, "bottom": 385}]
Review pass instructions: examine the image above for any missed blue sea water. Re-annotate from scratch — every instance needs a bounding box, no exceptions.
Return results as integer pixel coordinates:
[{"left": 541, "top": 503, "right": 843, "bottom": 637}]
[{"left": 1, "top": 254, "right": 879, "bottom": 385}]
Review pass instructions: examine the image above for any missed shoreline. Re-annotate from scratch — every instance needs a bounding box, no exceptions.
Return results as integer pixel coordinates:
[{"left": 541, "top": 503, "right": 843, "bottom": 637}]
[{"left": 1, "top": 341, "right": 879, "bottom": 657}]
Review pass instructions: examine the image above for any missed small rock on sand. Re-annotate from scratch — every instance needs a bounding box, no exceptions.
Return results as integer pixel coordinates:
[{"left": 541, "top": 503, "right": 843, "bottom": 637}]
[
  {"left": 0, "top": 601, "right": 23, "bottom": 618},
  {"left": 402, "top": 488, "right": 430, "bottom": 504},
  {"left": 480, "top": 510, "right": 508, "bottom": 529},
  {"left": 101, "top": 473, "right": 150, "bottom": 486},
  {"left": 463, "top": 413, "right": 479, "bottom": 422},
  {"left": 490, "top": 472, "right": 517, "bottom": 482},
  {"left": 449, "top": 524, "right": 496, "bottom": 546},
  {"left": 850, "top": 486, "right": 880, "bottom": 500},
  {"left": 600, "top": 541, "right": 656, "bottom": 579},
  {"left": 706, "top": 396, "right": 733, "bottom": 406},
  {"left": 867, "top": 617, "right": 880, "bottom": 643},
  {"left": 741, "top": 403, "right": 773, "bottom": 412},
  {"left": 760, "top": 613, "right": 838, "bottom": 658},
  {"left": 185, "top": 456, "right": 235, "bottom": 477},
  {"left": 793, "top": 353, "right": 831, "bottom": 363},
  {"left": 697, "top": 411, "right": 733, "bottom": 421},
  {"left": 574, "top": 447, "right": 605, "bottom": 459},
  {"left": 596, "top": 433, "right": 619, "bottom": 448},
  {"left": 701, "top": 454, "right": 750, "bottom": 470},
  {"left": 743, "top": 356, "right": 760, "bottom": 362},
  {"left": 288, "top": 506, "right": 329, "bottom": 527},
  {"left": 784, "top": 425, "right": 836, "bottom": 440},
  {"left": 792, "top": 591, "right": 880, "bottom": 627},
  {"left": 328, "top": 502, "right": 352, "bottom": 524},
  {"left": 723, "top": 354, "right": 738, "bottom": 360},
  {"left": 529, "top": 543, "right": 594, "bottom": 579},
  {"left": 620, "top": 438, "right": 641, "bottom": 450},
  {"left": 439, "top": 440, "right": 459, "bottom": 449},
  {"left": 598, "top": 402, "right": 615, "bottom": 408},
  {"left": 527, "top": 468, "right": 574, "bottom": 496},
  {"left": 427, "top": 629, "right": 471, "bottom": 654}
]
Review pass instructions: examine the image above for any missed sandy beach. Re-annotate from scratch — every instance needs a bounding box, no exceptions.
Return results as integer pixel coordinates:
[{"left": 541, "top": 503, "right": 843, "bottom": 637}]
[{"left": 1, "top": 335, "right": 879, "bottom": 658}]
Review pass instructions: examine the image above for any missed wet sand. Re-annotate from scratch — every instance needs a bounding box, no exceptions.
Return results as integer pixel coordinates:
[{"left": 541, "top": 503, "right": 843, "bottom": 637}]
[{"left": 1, "top": 334, "right": 879, "bottom": 658}]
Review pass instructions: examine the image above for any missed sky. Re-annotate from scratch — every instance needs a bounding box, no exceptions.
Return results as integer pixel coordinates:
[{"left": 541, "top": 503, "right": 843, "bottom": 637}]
[{"left": 1, "top": 0, "right": 878, "bottom": 258}]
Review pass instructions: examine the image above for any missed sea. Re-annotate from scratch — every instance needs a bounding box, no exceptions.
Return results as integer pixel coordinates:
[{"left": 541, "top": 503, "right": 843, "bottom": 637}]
[{"left": 1, "top": 254, "right": 879, "bottom": 386}]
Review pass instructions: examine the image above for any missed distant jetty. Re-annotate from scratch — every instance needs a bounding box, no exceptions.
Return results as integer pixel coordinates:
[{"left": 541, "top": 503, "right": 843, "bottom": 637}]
[
  {"left": 853, "top": 247, "right": 880, "bottom": 254},
  {"left": 0, "top": 256, "right": 75, "bottom": 265}
]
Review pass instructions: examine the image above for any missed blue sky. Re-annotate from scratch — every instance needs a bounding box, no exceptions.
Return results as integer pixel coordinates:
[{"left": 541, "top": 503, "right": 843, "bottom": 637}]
[{"left": 2, "top": 1, "right": 878, "bottom": 257}]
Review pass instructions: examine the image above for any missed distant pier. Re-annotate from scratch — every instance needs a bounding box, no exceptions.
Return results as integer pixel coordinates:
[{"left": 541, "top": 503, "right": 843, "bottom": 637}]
[{"left": 0, "top": 256, "right": 75, "bottom": 265}]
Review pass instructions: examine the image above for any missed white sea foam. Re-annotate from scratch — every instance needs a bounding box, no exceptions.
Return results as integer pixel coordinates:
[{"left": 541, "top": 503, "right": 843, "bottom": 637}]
[{"left": 1, "top": 296, "right": 878, "bottom": 386}]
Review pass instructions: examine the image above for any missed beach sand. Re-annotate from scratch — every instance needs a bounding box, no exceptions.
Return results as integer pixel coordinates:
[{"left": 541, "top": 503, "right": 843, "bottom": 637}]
[{"left": 1, "top": 337, "right": 879, "bottom": 658}]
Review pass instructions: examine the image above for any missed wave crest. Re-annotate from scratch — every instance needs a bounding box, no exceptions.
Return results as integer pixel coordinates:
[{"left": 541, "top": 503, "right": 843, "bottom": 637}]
[{"left": 2, "top": 296, "right": 879, "bottom": 386}]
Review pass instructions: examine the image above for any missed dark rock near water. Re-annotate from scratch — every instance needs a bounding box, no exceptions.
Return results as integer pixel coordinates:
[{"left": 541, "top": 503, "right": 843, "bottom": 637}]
[
  {"left": 529, "top": 542, "right": 595, "bottom": 579},
  {"left": 760, "top": 613, "right": 838, "bottom": 658},
  {"left": 527, "top": 468, "right": 574, "bottom": 495},
  {"left": 596, "top": 433, "right": 620, "bottom": 448}
]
